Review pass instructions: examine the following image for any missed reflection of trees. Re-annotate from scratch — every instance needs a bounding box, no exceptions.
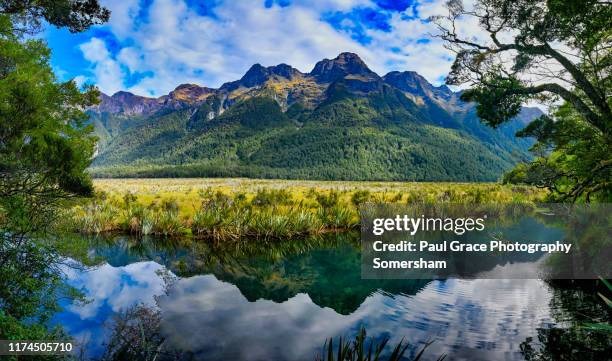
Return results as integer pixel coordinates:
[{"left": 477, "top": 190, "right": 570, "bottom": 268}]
[
  {"left": 540, "top": 205, "right": 611, "bottom": 279},
  {"left": 520, "top": 326, "right": 611, "bottom": 361},
  {"left": 520, "top": 204, "right": 612, "bottom": 360},
  {"left": 99, "top": 269, "right": 192, "bottom": 361},
  {"left": 520, "top": 280, "right": 612, "bottom": 360},
  {"left": 76, "top": 233, "right": 430, "bottom": 315},
  {"left": 183, "top": 233, "right": 430, "bottom": 315}
]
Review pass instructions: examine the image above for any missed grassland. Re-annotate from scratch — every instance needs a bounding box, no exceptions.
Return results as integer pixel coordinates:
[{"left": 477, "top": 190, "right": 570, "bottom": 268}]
[{"left": 65, "top": 178, "right": 546, "bottom": 240}]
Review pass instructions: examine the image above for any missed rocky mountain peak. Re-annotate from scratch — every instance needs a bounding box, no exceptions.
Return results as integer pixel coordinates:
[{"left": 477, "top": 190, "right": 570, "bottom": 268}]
[
  {"left": 93, "top": 91, "right": 158, "bottom": 116},
  {"left": 167, "top": 83, "right": 214, "bottom": 103},
  {"left": 267, "top": 63, "right": 302, "bottom": 79},
  {"left": 239, "top": 64, "right": 269, "bottom": 88},
  {"left": 310, "top": 52, "right": 378, "bottom": 82},
  {"left": 383, "top": 71, "right": 452, "bottom": 101},
  {"left": 111, "top": 90, "right": 140, "bottom": 100},
  {"left": 220, "top": 62, "right": 303, "bottom": 92},
  {"left": 94, "top": 52, "right": 462, "bottom": 117}
]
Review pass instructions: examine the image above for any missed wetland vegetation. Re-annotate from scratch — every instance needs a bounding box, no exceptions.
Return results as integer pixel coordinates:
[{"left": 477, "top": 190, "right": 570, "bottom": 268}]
[
  {"left": 65, "top": 179, "right": 546, "bottom": 240},
  {"left": 0, "top": 0, "right": 610, "bottom": 359}
]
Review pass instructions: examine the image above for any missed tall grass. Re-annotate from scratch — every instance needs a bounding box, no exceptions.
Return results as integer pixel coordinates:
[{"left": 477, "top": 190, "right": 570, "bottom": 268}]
[
  {"left": 69, "top": 201, "right": 119, "bottom": 234},
  {"left": 316, "top": 327, "right": 445, "bottom": 361},
  {"left": 68, "top": 180, "right": 544, "bottom": 240}
]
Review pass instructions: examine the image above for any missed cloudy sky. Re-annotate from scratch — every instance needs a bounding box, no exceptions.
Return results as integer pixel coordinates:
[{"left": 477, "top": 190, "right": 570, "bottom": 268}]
[{"left": 45, "top": 0, "right": 473, "bottom": 97}]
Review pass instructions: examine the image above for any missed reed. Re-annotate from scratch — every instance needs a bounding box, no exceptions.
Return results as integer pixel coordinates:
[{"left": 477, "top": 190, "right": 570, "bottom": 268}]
[
  {"left": 315, "top": 327, "right": 445, "bottom": 361},
  {"left": 67, "top": 179, "right": 545, "bottom": 240}
]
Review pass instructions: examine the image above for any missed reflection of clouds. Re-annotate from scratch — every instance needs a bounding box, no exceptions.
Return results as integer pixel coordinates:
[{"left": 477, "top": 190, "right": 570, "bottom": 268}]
[
  {"left": 66, "top": 261, "right": 167, "bottom": 319},
  {"left": 474, "top": 255, "right": 551, "bottom": 279},
  {"left": 55, "top": 261, "right": 169, "bottom": 358},
  {"left": 159, "top": 275, "right": 353, "bottom": 361},
  {"left": 159, "top": 276, "right": 555, "bottom": 361},
  {"left": 56, "top": 259, "right": 556, "bottom": 361},
  {"left": 367, "top": 278, "right": 555, "bottom": 360}
]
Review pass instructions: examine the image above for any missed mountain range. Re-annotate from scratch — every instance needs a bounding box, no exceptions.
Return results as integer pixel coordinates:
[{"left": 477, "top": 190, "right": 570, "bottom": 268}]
[{"left": 88, "top": 52, "right": 539, "bottom": 181}]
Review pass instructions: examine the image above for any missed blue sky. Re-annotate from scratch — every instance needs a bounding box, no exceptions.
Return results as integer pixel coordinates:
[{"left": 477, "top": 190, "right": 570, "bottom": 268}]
[{"left": 44, "top": 0, "right": 470, "bottom": 97}]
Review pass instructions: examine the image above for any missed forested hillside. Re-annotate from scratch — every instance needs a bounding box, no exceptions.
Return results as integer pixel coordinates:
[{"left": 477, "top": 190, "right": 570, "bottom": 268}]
[{"left": 88, "top": 53, "right": 539, "bottom": 181}]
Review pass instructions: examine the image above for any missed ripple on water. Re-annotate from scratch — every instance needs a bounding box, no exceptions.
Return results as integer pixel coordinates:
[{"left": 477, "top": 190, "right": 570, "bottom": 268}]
[{"left": 54, "top": 246, "right": 564, "bottom": 361}]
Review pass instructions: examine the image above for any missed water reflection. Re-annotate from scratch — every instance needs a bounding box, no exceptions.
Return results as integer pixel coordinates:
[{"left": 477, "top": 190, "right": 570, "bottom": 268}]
[
  {"left": 57, "top": 261, "right": 168, "bottom": 356},
  {"left": 53, "top": 231, "right": 606, "bottom": 360},
  {"left": 159, "top": 275, "right": 555, "bottom": 361}
]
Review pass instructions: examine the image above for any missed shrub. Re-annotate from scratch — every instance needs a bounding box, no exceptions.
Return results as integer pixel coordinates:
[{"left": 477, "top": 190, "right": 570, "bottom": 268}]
[
  {"left": 251, "top": 189, "right": 293, "bottom": 207},
  {"left": 351, "top": 190, "right": 372, "bottom": 206}
]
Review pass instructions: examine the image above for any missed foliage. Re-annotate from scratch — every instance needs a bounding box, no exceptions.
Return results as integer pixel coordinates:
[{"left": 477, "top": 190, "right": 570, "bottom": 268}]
[
  {"left": 315, "top": 326, "right": 444, "bottom": 361},
  {"left": 99, "top": 304, "right": 176, "bottom": 361},
  {"left": 504, "top": 104, "right": 611, "bottom": 202},
  {"left": 0, "top": 0, "right": 108, "bottom": 348},
  {"left": 435, "top": 0, "right": 611, "bottom": 201},
  {"left": 520, "top": 278, "right": 612, "bottom": 360},
  {"left": 0, "top": 0, "right": 110, "bottom": 34},
  {"left": 0, "top": 239, "right": 81, "bottom": 332},
  {"left": 67, "top": 179, "right": 544, "bottom": 241},
  {"left": 89, "top": 88, "right": 537, "bottom": 182}
]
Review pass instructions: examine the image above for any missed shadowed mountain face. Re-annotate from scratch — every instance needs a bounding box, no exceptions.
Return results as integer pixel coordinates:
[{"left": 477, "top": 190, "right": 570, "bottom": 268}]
[
  {"left": 88, "top": 52, "right": 541, "bottom": 181},
  {"left": 310, "top": 52, "right": 380, "bottom": 83}
]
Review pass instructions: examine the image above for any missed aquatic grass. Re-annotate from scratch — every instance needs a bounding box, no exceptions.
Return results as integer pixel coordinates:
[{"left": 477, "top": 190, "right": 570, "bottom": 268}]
[
  {"left": 152, "top": 209, "right": 186, "bottom": 237},
  {"left": 351, "top": 190, "right": 372, "bottom": 206},
  {"left": 317, "top": 206, "right": 358, "bottom": 230},
  {"left": 316, "top": 327, "right": 445, "bottom": 361},
  {"left": 71, "top": 201, "right": 119, "bottom": 234},
  {"left": 192, "top": 205, "right": 246, "bottom": 240},
  {"left": 315, "top": 190, "right": 340, "bottom": 209},
  {"left": 251, "top": 188, "right": 293, "bottom": 207},
  {"left": 68, "top": 180, "right": 545, "bottom": 239},
  {"left": 291, "top": 208, "right": 325, "bottom": 235},
  {"left": 121, "top": 204, "right": 154, "bottom": 236}
]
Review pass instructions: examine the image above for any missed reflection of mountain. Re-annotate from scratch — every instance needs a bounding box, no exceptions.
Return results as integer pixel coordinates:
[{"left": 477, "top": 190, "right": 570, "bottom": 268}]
[
  {"left": 205, "top": 243, "right": 430, "bottom": 314},
  {"left": 84, "top": 213, "right": 564, "bottom": 314},
  {"left": 58, "top": 252, "right": 594, "bottom": 361},
  {"left": 57, "top": 208, "right": 610, "bottom": 360},
  {"left": 89, "top": 235, "right": 430, "bottom": 314}
]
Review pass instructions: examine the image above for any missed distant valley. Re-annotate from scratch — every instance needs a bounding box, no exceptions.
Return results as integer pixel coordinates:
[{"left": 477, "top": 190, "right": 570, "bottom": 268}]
[{"left": 88, "top": 52, "right": 539, "bottom": 181}]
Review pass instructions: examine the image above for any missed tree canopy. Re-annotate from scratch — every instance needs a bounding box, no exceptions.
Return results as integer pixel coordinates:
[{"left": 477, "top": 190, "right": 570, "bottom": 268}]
[
  {"left": 0, "top": 0, "right": 109, "bottom": 341},
  {"left": 435, "top": 0, "right": 611, "bottom": 201},
  {"left": 0, "top": 0, "right": 110, "bottom": 34}
]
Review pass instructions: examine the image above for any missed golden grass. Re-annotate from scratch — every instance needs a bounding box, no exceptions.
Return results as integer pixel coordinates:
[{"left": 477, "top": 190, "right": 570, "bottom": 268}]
[
  {"left": 59, "top": 178, "right": 546, "bottom": 239},
  {"left": 90, "top": 178, "right": 546, "bottom": 219}
]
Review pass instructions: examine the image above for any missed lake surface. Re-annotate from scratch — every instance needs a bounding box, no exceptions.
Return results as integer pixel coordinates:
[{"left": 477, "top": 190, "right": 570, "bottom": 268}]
[{"left": 54, "top": 224, "right": 607, "bottom": 360}]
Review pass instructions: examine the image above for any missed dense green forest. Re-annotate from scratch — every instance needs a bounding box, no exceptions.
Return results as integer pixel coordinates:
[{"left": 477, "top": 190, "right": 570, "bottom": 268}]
[{"left": 89, "top": 66, "right": 539, "bottom": 181}]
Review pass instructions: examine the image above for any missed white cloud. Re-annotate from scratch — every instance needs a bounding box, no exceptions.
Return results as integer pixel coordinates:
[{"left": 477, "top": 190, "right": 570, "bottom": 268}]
[
  {"left": 79, "top": 37, "right": 125, "bottom": 94},
  {"left": 80, "top": 0, "right": 484, "bottom": 96},
  {"left": 73, "top": 75, "right": 88, "bottom": 87},
  {"left": 101, "top": 0, "right": 142, "bottom": 39}
]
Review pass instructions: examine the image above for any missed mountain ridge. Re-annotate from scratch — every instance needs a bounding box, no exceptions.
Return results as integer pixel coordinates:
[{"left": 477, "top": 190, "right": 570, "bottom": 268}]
[
  {"left": 92, "top": 52, "right": 461, "bottom": 116},
  {"left": 88, "top": 52, "right": 540, "bottom": 181}
]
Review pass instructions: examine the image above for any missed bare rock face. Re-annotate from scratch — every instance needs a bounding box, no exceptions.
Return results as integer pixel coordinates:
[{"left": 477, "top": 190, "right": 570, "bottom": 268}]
[
  {"left": 94, "top": 91, "right": 160, "bottom": 116},
  {"left": 93, "top": 52, "right": 460, "bottom": 118},
  {"left": 310, "top": 52, "right": 378, "bottom": 82},
  {"left": 94, "top": 84, "right": 215, "bottom": 116}
]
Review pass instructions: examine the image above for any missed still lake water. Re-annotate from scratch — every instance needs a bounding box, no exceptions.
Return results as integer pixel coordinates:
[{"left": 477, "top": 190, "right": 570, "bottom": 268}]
[{"left": 53, "top": 220, "right": 606, "bottom": 361}]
